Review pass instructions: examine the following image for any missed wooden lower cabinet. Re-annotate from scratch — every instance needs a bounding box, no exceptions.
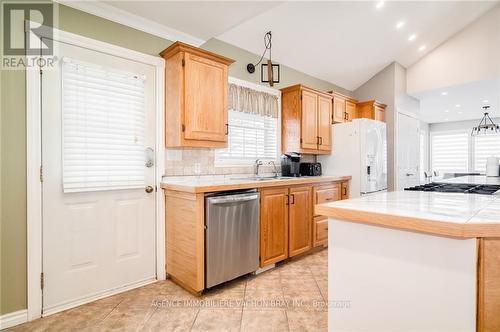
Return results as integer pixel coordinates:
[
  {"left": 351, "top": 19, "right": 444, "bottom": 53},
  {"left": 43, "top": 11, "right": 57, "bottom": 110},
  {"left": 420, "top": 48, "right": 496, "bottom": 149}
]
[
  {"left": 477, "top": 238, "right": 500, "bottom": 331},
  {"left": 260, "top": 181, "right": 349, "bottom": 267},
  {"left": 260, "top": 187, "right": 289, "bottom": 267},
  {"left": 313, "top": 216, "right": 328, "bottom": 247},
  {"left": 289, "top": 186, "right": 313, "bottom": 257}
]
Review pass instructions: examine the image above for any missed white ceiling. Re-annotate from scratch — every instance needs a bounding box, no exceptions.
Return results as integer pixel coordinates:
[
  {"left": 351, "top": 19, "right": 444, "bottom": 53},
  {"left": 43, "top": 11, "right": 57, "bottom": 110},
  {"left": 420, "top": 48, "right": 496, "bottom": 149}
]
[
  {"left": 415, "top": 78, "right": 500, "bottom": 124},
  {"left": 101, "top": 1, "right": 281, "bottom": 40},
  {"left": 71, "top": 1, "right": 498, "bottom": 91}
]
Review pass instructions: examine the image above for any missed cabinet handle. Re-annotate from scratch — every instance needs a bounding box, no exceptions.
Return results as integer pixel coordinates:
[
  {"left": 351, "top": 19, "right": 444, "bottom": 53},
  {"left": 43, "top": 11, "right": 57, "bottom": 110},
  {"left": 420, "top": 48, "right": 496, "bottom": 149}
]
[
  {"left": 343, "top": 187, "right": 347, "bottom": 196},
  {"left": 290, "top": 194, "right": 295, "bottom": 205},
  {"left": 319, "top": 137, "right": 323, "bottom": 145},
  {"left": 317, "top": 136, "right": 320, "bottom": 145},
  {"left": 225, "top": 123, "right": 229, "bottom": 135},
  {"left": 286, "top": 194, "right": 289, "bottom": 205}
]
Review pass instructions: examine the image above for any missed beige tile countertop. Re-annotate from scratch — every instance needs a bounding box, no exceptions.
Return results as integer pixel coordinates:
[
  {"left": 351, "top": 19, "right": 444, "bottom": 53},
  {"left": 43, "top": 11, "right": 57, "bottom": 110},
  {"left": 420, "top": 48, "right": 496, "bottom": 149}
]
[
  {"left": 161, "top": 174, "right": 351, "bottom": 193},
  {"left": 315, "top": 191, "right": 500, "bottom": 238}
]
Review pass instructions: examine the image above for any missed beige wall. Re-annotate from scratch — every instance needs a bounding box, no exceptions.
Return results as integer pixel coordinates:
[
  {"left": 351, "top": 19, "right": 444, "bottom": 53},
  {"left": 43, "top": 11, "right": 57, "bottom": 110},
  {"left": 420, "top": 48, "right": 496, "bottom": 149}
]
[
  {"left": 0, "top": 3, "right": 348, "bottom": 315},
  {"left": 407, "top": 3, "right": 500, "bottom": 94}
]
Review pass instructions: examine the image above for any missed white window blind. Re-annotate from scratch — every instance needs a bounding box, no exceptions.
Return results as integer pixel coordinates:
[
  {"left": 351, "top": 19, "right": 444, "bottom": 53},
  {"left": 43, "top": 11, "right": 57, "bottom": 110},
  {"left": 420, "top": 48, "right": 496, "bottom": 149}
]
[
  {"left": 431, "top": 131, "right": 469, "bottom": 173},
  {"left": 420, "top": 131, "right": 426, "bottom": 179},
  {"left": 473, "top": 134, "right": 500, "bottom": 172},
  {"left": 62, "top": 58, "right": 146, "bottom": 193},
  {"left": 215, "top": 110, "right": 278, "bottom": 164}
]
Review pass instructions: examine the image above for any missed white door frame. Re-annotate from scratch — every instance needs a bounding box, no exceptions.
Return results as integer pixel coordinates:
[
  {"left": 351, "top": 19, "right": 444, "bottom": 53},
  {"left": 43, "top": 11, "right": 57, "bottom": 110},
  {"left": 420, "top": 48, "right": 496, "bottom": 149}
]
[
  {"left": 26, "top": 26, "right": 165, "bottom": 321},
  {"left": 394, "top": 109, "right": 420, "bottom": 190}
]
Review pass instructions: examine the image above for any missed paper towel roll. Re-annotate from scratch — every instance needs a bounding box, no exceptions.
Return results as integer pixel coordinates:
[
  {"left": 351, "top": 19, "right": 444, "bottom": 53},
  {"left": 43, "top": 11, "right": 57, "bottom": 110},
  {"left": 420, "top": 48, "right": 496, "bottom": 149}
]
[{"left": 486, "top": 157, "right": 499, "bottom": 177}]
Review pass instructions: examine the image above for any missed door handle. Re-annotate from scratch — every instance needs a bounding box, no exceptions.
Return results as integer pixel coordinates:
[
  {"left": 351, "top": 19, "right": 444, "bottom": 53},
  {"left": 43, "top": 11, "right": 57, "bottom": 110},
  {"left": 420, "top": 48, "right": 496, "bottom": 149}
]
[
  {"left": 406, "top": 173, "right": 414, "bottom": 177},
  {"left": 145, "top": 185, "right": 154, "bottom": 193}
]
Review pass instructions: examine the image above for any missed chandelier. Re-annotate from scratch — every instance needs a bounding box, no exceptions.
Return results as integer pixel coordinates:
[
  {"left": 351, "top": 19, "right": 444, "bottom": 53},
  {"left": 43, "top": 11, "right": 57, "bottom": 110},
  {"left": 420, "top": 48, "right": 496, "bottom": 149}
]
[{"left": 471, "top": 106, "right": 500, "bottom": 136}]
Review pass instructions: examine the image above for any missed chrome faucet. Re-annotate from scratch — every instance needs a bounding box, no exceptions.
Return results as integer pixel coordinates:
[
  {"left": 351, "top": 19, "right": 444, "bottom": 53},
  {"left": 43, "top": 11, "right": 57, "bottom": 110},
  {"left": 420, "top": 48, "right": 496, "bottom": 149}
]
[
  {"left": 254, "top": 159, "right": 263, "bottom": 176},
  {"left": 268, "top": 161, "right": 279, "bottom": 178}
]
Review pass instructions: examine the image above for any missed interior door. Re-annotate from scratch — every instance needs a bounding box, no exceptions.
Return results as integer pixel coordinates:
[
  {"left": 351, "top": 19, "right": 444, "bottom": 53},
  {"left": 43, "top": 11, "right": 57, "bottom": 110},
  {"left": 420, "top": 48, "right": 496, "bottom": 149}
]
[
  {"left": 41, "top": 40, "right": 157, "bottom": 314},
  {"left": 317, "top": 95, "right": 332, "bottom": 151},
  {"left": 288, "top": 186, "right": 312, "bottom": 257},
  {"left": 301, "top": 90, "right": 319, "bottom": 150},
  {"left": 184, "top": 53, "right": 228, "bottom": 142},
  {"left": 397, "top": 112, "right": 420, "bottom": 190},
  {"left": 260, "top": 187, "right": 289, "bottom": 267}
]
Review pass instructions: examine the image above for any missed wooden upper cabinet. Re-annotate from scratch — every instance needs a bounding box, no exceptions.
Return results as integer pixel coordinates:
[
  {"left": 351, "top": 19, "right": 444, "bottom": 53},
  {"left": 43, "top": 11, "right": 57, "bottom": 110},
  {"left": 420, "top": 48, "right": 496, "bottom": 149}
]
[
  {"left": 330, "top": 91, "right": 358, "bottom": 123},
  {"left": 301, "top": 90, "right": 319, "bottom": 150},
  {"left": 260, "top": 187, "right": 289, "bottom": 267},
  {"left": 333, "top": 95, "right": 346, "bottom": 123},
  {"left": 288, "top": 186, "right": 313, "bottom": 257},
  {"left": 356, "top": 100, "right": 387, "bottom": 123},
  {"left": 281, "top": 84, "right": 332, "bottom": 155},
  {"left": 317, "top": 95, "right": 332, "bottom": 151},
  {"left": 345, "top": 100, "right": 357, "bottom": 122},
  {"left": 160, "top": 42, "right": 234, "bottom": 148}
]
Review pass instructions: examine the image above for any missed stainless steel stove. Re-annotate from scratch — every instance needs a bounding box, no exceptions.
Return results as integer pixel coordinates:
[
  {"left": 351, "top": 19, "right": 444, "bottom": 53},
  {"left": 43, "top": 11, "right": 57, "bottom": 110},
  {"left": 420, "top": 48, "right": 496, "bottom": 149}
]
[{"left": 404, "top": 182, "right": 500, "bottom": 195}]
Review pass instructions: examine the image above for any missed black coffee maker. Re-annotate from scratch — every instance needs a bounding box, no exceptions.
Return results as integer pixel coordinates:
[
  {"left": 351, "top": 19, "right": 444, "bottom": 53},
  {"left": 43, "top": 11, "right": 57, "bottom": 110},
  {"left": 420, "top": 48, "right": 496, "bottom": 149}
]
[{"left": 281, "top": 152, "right": 301, "bottom": 177}]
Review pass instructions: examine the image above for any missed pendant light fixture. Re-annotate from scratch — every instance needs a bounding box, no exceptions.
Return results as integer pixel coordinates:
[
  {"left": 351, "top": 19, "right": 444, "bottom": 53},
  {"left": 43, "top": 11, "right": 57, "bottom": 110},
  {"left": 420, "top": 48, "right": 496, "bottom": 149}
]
[
  {"left": 471, "top": 105, "right": 500, "bottom": 136},
  {"left": 246, "top": 31, "right": 280, "bottom": 86}
]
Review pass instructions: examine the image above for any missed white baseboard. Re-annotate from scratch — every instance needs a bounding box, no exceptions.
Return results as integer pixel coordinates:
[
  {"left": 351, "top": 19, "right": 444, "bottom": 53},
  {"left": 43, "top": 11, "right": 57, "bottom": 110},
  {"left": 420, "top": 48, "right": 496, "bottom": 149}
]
[
  {"left": 42, "top": 277, "right": 157, "bottom": 317},
  {"left": 0, "top": 309, "right": 28, "bottom": 330}
]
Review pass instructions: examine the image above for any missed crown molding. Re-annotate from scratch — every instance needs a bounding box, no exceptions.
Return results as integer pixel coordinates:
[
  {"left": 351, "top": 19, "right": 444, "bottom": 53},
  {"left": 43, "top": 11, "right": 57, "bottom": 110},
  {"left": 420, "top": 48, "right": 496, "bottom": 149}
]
[{"left": 56, "top": 0, "right": 206, "bottom": 47}]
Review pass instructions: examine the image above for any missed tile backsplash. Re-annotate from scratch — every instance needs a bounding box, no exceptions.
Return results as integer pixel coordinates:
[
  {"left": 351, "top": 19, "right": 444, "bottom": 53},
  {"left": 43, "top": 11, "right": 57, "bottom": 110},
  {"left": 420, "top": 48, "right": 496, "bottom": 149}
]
[{"left": 165, "top": 148, "right": 315, "bottom": 176}]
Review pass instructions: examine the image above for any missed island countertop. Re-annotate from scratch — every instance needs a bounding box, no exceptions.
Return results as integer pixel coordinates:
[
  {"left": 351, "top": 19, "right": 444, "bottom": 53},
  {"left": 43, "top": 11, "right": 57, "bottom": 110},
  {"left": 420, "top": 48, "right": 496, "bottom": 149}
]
[
  {"left": 315, "top": 191, "right": 500, "bottom": 238},
  {"left": 161, "top": 175, "right": 351, "bottom": 193}
]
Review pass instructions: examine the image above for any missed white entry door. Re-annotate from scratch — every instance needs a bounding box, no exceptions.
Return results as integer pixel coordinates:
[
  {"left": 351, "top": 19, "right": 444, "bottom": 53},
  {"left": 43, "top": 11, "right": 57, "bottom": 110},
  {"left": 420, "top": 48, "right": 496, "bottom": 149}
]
[
  {"left": 41, "top": 40, "right": 157, "bottom": 315},
  {"left": 396, "top": 112, "right": 420, "bottom": 190}
]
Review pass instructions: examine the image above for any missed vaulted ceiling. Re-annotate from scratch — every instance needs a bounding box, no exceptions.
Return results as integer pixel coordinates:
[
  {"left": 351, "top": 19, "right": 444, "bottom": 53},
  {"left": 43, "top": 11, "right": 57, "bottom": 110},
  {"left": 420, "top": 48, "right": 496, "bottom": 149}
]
[{"left": 67, "top": 1, "right": 498, "bottom": 91}]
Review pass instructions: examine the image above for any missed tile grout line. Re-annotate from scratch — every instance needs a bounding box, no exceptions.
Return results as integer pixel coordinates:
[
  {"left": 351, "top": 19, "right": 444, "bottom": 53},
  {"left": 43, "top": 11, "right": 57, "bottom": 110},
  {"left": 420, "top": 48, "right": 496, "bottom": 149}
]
[
  {"left": 239, "top": 280, "right": 247, "bottom": 332},
  {"left": 279, "top": 264, "right": 292, "bottom": 332},
  {"left": 189, "top": 308, "right": 201, "bottom": 332}
]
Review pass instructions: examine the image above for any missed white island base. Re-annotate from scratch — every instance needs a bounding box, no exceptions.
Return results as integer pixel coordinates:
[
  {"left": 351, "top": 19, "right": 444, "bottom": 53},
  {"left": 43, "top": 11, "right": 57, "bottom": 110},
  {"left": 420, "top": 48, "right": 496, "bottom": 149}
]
[{"left": 328, "top": 219, "right": 477, "bottom": 332}]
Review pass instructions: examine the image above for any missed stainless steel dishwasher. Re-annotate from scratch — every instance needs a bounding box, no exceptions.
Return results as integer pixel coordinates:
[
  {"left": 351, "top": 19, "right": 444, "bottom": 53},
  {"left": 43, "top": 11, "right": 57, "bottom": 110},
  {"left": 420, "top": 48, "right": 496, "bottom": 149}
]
[{"left": 205, "top": 189, "right": 260, "bottom": 288}]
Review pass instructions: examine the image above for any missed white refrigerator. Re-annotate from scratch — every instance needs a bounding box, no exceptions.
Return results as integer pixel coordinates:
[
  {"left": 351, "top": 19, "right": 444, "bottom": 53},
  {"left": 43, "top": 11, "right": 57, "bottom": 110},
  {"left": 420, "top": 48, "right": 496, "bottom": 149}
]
[{"left": 319, "top": 118, "right": 387, "bottom": 198}]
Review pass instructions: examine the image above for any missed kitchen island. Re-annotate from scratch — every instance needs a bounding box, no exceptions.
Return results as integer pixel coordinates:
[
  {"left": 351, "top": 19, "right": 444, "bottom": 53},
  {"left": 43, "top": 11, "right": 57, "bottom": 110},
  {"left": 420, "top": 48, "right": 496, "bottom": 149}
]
[{"left": 315, "top": 190, "right": 500, "bottom": 332}]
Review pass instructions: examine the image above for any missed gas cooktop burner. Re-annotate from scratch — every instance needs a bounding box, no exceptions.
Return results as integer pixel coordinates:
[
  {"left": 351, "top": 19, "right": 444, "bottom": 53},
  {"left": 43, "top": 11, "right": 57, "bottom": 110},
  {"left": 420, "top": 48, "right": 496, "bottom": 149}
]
[{"left": 404, "top": 183, "right": 500, "bottom": 195}]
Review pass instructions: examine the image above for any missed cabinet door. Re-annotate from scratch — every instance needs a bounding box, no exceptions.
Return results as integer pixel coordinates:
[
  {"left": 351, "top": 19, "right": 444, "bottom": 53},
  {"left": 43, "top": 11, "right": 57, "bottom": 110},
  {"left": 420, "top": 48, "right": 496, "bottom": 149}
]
[
  {"left": 341, "top": 181, "right": 349, "bottom": 200},
  {"left": 314, "top": 183, "right": 341, "bottom": 216},
  {"left": 374, "top": 106, "right": 385, "bottom": 122},
  {"left": 301, "top": 90, "right": 319, "bottom": 150},
  {"left": 345, "top": 100, "right": 356, "bottom": 122},
  {"left": 184, "top": 53, "right": 228, "bottom": 142},
  {"left": 289, "top": 186, "right": 312, "bottom": 257},
  {"left": 317, "top": 95, "right": 332, "bottom": 151},
  {"left": 260, "top": 187, "right": 289, "bottom": 267},
  {"left": 333, "top": 96, "right": 346, "bottom": 123},
  {"left": 313, "top": 216, "right": 328, "bottom": 247}
]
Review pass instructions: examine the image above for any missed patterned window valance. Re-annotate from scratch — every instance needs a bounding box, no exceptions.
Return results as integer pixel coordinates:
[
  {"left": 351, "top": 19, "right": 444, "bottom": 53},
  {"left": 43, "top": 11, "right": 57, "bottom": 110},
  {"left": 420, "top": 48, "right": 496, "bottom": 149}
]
[{"left": 228, "top": 83, "right": 279, "bottom": 118}]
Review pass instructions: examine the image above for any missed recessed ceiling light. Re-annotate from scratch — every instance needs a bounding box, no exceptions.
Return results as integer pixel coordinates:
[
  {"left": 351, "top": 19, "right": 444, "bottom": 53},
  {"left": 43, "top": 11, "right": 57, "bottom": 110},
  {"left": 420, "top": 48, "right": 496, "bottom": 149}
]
[
  {"left": 395, "top": 21, "right": 405, "bottom": 29},
  {"left": 408, "top": 34, "right": 417, "bottom": 41},
  {"left": 418, "top": 45, "right": 427, "bottom": 52},
  {"left": 441, "top": 92, "right": 448, "bottom": 96},
  {"left": 444, "top": 109, "right": 449, "bottom": 113},
  {"left": 375, "top": 1, "right": 385, "bottom": 9},
  {"left": 456, "top": 104, "right": 461, "bottom": 108},
  {"left": 483, "top": 99, "right": 489, "bottom": 103}
]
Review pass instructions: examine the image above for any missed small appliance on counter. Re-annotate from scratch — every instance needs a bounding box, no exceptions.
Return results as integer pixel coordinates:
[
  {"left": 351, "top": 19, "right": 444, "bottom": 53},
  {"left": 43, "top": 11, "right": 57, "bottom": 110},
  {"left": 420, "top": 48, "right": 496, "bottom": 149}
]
[
  {"left": 281, "top": 152, "right": 301, "bottom": 177},
  {"left": 485, "top": 157, "right": 500, "bottom": 177},
  {"left": 300, "top": 162, "right": 322, "bottom": 176}
]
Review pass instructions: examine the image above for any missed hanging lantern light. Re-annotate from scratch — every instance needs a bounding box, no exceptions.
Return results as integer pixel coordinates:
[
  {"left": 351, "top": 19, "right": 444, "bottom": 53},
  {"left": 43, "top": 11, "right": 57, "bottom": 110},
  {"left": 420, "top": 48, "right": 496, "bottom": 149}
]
[
  {"left": 471, "top": 105, "right": 500, "bottom": 136},
  {"left": 247, "top": 31, "right": 280, "bottom": 86}
]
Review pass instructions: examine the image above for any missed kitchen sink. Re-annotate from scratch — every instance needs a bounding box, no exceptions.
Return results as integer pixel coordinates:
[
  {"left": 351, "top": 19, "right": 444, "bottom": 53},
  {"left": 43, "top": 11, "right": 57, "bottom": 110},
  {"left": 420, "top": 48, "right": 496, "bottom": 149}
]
[{"left": 230, "top": 175, "right": 283, "bottom": 181}]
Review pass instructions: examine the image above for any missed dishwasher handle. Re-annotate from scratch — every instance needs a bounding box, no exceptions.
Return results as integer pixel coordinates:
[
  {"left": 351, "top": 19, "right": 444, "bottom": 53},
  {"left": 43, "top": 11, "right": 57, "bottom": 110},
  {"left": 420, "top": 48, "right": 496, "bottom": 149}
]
[{"left": 208, "top": 193, "right": 259, "bottom": 204}]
